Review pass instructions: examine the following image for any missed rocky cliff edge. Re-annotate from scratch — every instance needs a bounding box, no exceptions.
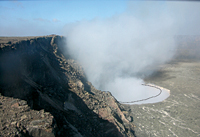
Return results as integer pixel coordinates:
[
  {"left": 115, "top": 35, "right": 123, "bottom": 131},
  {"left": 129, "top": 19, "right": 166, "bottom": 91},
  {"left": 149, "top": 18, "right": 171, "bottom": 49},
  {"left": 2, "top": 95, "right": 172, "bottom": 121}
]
[{"left": 0, "top": 35, "right": 136, "bottom": 137}]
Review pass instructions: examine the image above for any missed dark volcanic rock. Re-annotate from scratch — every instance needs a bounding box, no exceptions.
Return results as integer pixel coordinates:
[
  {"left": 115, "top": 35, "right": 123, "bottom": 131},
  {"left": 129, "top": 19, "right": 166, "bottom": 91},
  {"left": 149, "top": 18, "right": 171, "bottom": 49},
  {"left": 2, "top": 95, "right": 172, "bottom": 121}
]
[
  {"left": 0, "top": 94, "right": 55, "bottom": 137},
  {"left": 0, "top": 35, "right": 135, "bottom": 137}
]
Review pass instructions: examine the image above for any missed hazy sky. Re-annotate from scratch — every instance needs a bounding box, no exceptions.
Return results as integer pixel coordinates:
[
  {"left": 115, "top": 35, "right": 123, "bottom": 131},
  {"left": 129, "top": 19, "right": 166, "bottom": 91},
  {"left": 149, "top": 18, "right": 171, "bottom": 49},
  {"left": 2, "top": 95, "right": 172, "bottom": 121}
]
[
  {"left": 0, "top": 1, "right": 126, "bottom": 36},
  {"left": 1, "top": 1, "right": 200, "bottom": 36}
]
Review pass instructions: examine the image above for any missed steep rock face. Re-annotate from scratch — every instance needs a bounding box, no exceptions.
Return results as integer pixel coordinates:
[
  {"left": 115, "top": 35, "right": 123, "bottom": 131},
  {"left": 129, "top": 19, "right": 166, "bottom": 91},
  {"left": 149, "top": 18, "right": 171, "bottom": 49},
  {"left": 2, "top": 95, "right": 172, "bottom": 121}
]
[{"left": 0, "top": 35, "right": 135, "bottom": 137}]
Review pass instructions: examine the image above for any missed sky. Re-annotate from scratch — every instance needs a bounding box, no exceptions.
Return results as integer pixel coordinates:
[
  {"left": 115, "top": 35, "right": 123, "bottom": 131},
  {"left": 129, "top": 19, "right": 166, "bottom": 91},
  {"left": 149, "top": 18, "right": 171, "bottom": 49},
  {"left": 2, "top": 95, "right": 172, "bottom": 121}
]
[
  {"left": 0, "top": 1, "right": 127, "bottom": 36},
  {"left": 1, "top": 1, "right": 200, "bottom": 36}
]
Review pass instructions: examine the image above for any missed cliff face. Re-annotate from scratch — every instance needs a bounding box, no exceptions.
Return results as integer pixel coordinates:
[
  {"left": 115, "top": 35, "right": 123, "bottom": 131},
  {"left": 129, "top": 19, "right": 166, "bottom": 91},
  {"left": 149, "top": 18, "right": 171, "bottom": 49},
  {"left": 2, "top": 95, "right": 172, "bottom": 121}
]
[{"left": 0, "top": 35, "right": 135, "bottom": 137}]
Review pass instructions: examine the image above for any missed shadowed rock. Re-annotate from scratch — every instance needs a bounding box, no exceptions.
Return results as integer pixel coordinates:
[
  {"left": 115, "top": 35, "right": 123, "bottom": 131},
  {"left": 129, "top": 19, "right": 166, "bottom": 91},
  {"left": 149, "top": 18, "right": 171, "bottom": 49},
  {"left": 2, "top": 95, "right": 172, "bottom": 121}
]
[{"left": 0, "top": 35, "right": 136, "bottom": 137}]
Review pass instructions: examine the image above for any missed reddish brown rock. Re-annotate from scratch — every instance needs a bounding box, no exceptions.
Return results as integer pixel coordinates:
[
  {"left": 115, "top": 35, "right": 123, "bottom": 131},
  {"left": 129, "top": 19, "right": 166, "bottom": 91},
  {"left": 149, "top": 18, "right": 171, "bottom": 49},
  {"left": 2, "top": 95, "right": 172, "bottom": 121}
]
[{"left": 11, "top": 102, "right": 19, "bottom": 108}]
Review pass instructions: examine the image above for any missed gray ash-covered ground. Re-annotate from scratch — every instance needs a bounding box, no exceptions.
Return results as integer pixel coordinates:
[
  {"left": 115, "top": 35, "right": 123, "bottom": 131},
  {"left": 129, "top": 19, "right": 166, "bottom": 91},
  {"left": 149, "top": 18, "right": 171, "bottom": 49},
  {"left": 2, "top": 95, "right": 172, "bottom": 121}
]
[{"left": 123, "top": 60, "right": 200, "bottom": 137}]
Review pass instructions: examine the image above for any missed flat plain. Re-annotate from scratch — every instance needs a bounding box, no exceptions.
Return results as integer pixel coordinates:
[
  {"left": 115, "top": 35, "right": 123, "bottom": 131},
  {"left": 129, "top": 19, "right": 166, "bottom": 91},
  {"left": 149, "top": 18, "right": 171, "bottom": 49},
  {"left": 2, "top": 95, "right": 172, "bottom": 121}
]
[{"left": 124, "top": 60, "right": 200, "bottom": 137}]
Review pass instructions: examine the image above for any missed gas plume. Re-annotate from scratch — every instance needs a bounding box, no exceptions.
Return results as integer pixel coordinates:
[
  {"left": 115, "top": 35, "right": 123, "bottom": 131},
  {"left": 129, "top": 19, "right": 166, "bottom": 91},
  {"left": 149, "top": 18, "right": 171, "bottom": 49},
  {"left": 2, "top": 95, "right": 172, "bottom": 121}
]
[{"left": 63, "top": 1, "right": 200, "bottom": 103}]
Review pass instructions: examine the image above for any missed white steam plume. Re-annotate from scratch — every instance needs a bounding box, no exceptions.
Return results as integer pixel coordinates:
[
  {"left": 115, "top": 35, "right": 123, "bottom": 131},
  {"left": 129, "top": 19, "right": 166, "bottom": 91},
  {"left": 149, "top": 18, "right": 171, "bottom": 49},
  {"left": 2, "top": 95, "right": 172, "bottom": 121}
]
[{"left": 63, "top": 1, "right": 200, "bottom": 103}]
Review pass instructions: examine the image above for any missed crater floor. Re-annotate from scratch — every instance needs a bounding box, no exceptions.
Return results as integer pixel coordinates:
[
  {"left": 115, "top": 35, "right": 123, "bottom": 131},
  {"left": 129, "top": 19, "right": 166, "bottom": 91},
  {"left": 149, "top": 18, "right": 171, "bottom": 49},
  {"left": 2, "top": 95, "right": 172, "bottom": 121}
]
[
  {"left": 123, "top": 60, "right": 200, "bottom": 137},
  {"left": 120, "top": 84, "right": 170, "bottom": 105}
]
